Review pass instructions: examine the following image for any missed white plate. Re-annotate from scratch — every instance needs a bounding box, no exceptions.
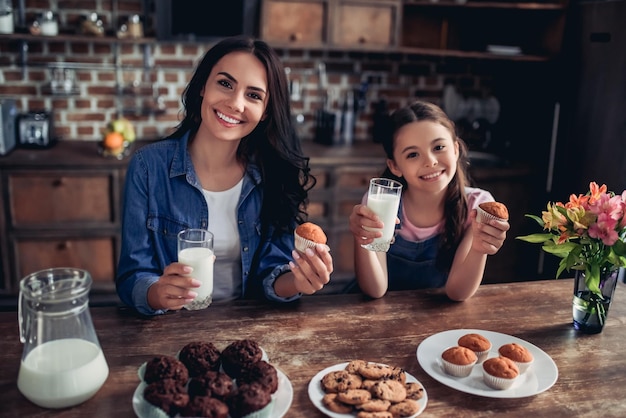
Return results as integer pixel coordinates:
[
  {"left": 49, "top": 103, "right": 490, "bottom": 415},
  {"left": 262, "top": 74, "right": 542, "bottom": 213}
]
[
  {"left": 416, "top": 329, "right": 558, "bottom": 398},
  {"left": 133, "top": 368, "right": 292, "bottom": 418},
  {"left": 486, "top": 45, "right": 522, "bottom": 55},
  {"left": 308, "top": 362, "right": 428, "bottom": 418}
]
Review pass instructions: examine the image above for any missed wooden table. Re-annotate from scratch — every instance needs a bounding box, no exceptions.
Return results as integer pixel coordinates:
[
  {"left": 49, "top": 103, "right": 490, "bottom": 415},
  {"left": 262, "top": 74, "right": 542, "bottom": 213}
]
[{"left": 0, "top": 279, "right": 624, "bottom": 417}]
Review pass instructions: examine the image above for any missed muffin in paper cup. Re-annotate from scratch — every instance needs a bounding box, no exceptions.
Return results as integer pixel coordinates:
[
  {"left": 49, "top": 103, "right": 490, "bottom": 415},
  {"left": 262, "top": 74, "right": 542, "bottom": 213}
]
[
  {"left": 240, "top": 396, "right": 275, "bottom": 418},
  {"left": 294, "top": 231, "right": 330, "bottom": 253},
  {"left": 482, "top": 368, "right": 518, "bottom": 390},
  {"left": 510, "top": 358, "right": 533, "bottom": 374},
  {"left": 441, "top": 357, "right": 476, "bottom": 378},
  {"left": 482, "top": 357, "right": 519, "bottom": 390},
  {"left": 476, "top": 202, "right": 509, "bottom": 224}
]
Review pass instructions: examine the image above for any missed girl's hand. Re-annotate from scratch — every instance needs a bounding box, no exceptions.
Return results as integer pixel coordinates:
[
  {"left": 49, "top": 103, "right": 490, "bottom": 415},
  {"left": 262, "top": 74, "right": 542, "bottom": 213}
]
[
  {"left": 289, "top": 244, "right": 333, "bottom": 294},
  {"left": 470, "top": 209, "right": 510, "bottom": 255},
  {"left": 147, "top": 263, "right": 201, "bottom": 311},
  {"left": 349, "top": 204, "right": 384, "bottom": 245}
]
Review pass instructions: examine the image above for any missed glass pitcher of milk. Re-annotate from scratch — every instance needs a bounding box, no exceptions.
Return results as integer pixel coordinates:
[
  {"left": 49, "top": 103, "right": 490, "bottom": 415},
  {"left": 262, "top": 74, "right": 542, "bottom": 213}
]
[{"left": 17, "top": 268, "right": 109, "bottom": 409}]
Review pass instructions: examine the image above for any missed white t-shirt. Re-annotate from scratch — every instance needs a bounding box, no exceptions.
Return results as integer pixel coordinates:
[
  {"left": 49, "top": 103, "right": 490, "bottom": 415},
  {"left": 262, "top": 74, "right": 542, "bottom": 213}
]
[{"left": 202, "top": 178, "right": 243, "bottom": 301}]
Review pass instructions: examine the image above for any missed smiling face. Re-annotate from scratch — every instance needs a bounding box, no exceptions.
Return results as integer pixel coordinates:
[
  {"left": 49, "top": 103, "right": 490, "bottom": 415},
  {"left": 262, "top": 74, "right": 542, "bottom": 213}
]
[
  {"left": 198, "top": 51, "right": 269, "bottom": 143},
  {"left": 387, "top": 120, "right": 460, "bottom": 195}
]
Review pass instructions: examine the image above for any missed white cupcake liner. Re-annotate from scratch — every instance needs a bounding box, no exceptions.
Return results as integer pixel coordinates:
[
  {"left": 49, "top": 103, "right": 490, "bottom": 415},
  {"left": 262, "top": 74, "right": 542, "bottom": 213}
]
[
  {"left": 482, "top": 368, "right": 518, "bottom": 390},
  {"left": 476, "top": 206, "right": 506, "bottom": 224},
  {"left": 294, "top": 232, "right": 329, "bottom": 253},
  {"left": 441, "top": 358, "right": 475, "bottom": 377}
]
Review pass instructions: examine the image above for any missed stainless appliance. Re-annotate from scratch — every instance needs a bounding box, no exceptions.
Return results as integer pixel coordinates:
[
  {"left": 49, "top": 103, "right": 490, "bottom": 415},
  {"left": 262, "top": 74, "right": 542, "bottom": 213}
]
[
  {"left": 18, "top": 111, "right": 55, "bottom": 148},
  {"left": 0, "top": 98, "right": 17, "bottom": 155}
]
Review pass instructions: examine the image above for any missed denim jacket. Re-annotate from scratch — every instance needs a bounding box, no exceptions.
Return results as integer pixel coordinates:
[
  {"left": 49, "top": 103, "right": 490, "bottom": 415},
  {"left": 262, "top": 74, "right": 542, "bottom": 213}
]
[{"left": 116, "top": 132, "right": 299, "bottom": 315}]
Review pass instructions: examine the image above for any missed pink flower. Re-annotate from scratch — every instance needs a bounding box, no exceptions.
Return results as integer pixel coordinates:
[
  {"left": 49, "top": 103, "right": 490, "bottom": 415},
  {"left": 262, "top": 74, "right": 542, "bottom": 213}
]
[{"left": 588, "top": 212, "right": 619, "bottom": 246}]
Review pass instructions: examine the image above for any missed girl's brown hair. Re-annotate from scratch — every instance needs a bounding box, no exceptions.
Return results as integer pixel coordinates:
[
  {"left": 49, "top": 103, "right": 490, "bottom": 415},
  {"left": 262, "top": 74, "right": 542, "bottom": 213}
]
[{"left": 380, "top": 100, "right": 471, "bottom": 271}]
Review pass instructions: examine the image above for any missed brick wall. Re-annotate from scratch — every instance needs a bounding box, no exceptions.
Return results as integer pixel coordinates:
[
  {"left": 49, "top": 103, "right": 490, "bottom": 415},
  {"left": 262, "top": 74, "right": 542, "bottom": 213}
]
[{"left": 0, "top": 0, "right": 499, "bottom": 144}]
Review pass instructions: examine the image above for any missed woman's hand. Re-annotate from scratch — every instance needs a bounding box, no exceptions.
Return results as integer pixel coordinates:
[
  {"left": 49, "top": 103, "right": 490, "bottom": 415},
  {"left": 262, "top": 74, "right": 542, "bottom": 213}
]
[
  {"left": 349, "top": 204, "right": 384, "bottom": 245},
  {"left": 147, "top": 263, "right": 201, "bottom": 311},
  {"left": 470, "top": 209, "right": 510, "bottom": 255},
  {"left": 288, "top": 244, "right": 333, "bottom": 294}
]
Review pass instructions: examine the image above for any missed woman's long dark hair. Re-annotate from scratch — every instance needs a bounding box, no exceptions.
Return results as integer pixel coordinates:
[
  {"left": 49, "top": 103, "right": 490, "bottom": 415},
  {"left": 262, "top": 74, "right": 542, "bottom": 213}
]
[
  {"left": 168, "top": 36, "right": 315, "bottom": 235},
  {"left": 380, "top": 100, "right": 471, "bottom": 272}
]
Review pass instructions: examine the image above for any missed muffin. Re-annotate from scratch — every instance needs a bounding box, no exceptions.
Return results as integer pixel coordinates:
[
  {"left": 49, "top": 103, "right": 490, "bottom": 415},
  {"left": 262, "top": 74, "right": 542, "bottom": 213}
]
[
  {"left": 238, "top": 360, "right": 279, "bottom": 394},
  {"left": 294, "top": 222, "right": 328, "bottom": 253},
  {"left": 458, "top": 333, "right": 492, "bottom": 363},
  {"left": 180, "top": 395, "right": 229, "bottom": 418},
  {"left": 143, "top": 355, "right": 189, "bottom": 385},
  {"left": 441, "top": 346, "right": 477, "bottom": 377},
  {"left": 477, "top": 201, "right": 509, "bottom": 223},
  {"left": 188, "top": 370, "right": 235, "bottom": 400},
  {"left": 179, "top": 341, "right": 222, "bottom": 377},
  {"left": 482, "top": 357, "right": 519, "bottom": 390},
  {"left": 498, "top": 343, "right": 534, "bottom": 374},
  {"left": 228, "top": 382, "right": 274, "bottom": 418},
  {"left": 221, "top": 339, "right": 263, "bottom": 379},
  {"left": 143, "top": 378, "right": 189, "bottom": 416}
]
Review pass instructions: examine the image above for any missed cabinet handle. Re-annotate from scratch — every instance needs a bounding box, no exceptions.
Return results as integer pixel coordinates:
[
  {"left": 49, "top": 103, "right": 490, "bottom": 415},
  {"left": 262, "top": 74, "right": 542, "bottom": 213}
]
[
  {"left": 358, "top": 36, "right": 368, "bottom": 44},
  {"left": 52, "top": 178, "right": 66, "bottom": 187},
  {"left": 289, "top": 32, "right": 302, "bottom": 42},
  {"left": 57, "top": 241, "right": 71, "bottom": 251}
]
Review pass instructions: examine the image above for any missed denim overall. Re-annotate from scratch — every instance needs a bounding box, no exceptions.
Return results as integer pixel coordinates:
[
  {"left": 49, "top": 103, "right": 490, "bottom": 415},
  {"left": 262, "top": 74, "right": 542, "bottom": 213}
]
[{"left": 386, "top": 201, "right": 447, "bottom": 290}]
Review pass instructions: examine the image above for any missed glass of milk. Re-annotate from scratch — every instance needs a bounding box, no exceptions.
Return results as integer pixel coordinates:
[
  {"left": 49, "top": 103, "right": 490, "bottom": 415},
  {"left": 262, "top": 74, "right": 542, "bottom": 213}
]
[
  {"left": 361, "top": 177, "right": 403, "bottom": 252},
  {"left": 178, "top": 228, "right": 215, "bottom": 310}
]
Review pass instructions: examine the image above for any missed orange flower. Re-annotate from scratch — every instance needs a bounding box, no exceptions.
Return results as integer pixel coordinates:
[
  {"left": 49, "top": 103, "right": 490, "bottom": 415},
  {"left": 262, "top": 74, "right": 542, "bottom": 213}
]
[{"left": 588, "top": 182, "right": 608, "bottom": 204}]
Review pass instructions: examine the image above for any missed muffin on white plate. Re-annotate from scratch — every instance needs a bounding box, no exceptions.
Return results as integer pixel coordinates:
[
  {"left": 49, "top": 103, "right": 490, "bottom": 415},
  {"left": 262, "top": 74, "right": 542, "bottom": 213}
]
[
  {"left": 482, "top": 357, "right": 519, "bottom": 390},
  {"left": 498, "top": 343, "right": 534, "bottom": 374},
  {"left": 441, "top": 346, "right": 477, "bottom": 377},
  {"left": 457, "top": 333, "right": 492, "bottom": 363}
]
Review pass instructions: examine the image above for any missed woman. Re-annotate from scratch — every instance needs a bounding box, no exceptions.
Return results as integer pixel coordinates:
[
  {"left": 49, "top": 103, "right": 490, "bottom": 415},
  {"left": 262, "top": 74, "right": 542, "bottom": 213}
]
[
  {"left": 116, "top": 36, "right": 333, "bottom": 315},
  {"left": 349, "top": 100, "right": 509, "bottom": 300}
]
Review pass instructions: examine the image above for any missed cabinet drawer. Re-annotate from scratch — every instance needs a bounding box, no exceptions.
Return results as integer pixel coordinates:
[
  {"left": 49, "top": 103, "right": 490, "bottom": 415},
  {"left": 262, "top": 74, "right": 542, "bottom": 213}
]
[
  {"left": 335, "top": 2, "right": 398, "bottom": 46},
  {"left": 262, "top": 1, "right": 327, "bottom": 43},
  {"left": 14, "top": 237, "right": 116, "bottom": 289},
  {"left": 8, "top": 172, "right": 114, "bottom": 226}
]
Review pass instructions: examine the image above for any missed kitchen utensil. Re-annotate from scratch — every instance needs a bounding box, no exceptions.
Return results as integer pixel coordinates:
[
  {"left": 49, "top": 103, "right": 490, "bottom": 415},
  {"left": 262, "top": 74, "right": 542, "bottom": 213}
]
[{"left": 17, "top": 268, "right": 109, "bottom": 408}]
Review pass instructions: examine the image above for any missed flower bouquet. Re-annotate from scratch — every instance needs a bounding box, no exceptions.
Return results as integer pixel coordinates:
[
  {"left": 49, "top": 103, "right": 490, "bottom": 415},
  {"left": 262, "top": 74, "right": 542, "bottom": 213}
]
[{"left": 517, "top": 182, "right": 626, "bottom": 332}]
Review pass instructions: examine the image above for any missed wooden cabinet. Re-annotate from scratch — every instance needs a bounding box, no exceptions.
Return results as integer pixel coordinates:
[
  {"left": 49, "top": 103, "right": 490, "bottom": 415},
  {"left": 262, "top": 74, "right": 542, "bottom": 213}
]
[
  {"left": 401, "top": 1, "right": 569, "bottom": 61},
  {"left": 261, "top": 0, "right": 401, "bottom": 48},
  {"left": 260, "top": 0, "right": 569, "bottom": 61},
  {"left": 0, "top": 141, "right": 126, "bottom": 297},
  {"left": 261, "top": 0, "right": 328, "bottom": 44}
]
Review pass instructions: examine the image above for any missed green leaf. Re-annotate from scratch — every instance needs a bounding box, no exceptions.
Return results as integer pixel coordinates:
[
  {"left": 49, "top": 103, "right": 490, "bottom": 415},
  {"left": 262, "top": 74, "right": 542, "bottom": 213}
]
[
  {"left": 524, "top": 214, "right": 545, "bottom": 227},
  {"left": 516, "top": 233, "right": 553, "bottom": 243},
  {"left": 612, "top": 238, "right": 626, "bottom": 257},
  {"left": 542, "top": 241, "right": 577, "bottom": 256}
]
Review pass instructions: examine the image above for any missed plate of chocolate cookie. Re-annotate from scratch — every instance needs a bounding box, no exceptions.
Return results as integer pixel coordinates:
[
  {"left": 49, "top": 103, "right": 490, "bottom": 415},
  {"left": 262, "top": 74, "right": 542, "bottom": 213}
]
[
  {"left": 132, "top": 340, "right": 293, "bottom": 417},
  {"left": 417, "top": 329, "right": 558, "bottom": 398},
  {"left": 308, "top": 360, "right": 428, "bottom": 417}
]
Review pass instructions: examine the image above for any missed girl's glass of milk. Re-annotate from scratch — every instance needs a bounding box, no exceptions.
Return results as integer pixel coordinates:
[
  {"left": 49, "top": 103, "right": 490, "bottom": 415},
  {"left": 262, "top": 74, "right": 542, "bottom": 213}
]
[
  {"left": 178, "top": 228, "right": 215, "bottom": 310},
  {"left": 361, "top": 177, "right": 403, "bottom": 252},
  {"left": 17, "top": 268, "right": 109, "bottom": 409}
]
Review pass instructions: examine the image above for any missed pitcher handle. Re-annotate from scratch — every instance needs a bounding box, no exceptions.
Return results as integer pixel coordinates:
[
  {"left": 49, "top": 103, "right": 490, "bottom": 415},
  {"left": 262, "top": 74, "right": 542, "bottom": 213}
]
[{"left": 18, "top": 290, "right": 28, "bottom": 343}]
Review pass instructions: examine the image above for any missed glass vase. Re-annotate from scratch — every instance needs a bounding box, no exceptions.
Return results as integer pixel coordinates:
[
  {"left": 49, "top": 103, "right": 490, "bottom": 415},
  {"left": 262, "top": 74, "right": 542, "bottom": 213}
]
[{"left": 572, "top": 267, "right": 619, "bottom": 334}]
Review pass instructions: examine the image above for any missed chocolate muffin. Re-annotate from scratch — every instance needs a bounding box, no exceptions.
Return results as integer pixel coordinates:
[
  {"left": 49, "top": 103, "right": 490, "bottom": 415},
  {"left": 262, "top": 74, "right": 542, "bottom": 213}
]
[
  {"left": 144, "top": 355, "right": 189, "bottom": 385},
  {"left": 220, "top": 339, "right": 263, "bottom": 379},
  {"left": 180, "top": 395, "right": 229, "bottom": 418},
  {"left": 188, "top": 370, "right": 235, "bottom": 401},
  {"left": 179, "top": 341, "right": 222, "bottom": 377},
  {"left": 143, "top": 378, "right": 189, "bottom": 416},
  {"left": 237, "top": 360, "right": 279, "bottom": 394},
  {"left": 227, "top": 382, "right": 272, "bottom": 418}
]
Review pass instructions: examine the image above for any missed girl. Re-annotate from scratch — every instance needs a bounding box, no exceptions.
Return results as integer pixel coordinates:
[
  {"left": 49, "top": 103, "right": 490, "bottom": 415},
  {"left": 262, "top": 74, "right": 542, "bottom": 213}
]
[
  {"left": 349, "top": 100, "right": 508, "bottom": 300},
  {"left": 116, "top": 36, "right": 333, "bottom": 315}
]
